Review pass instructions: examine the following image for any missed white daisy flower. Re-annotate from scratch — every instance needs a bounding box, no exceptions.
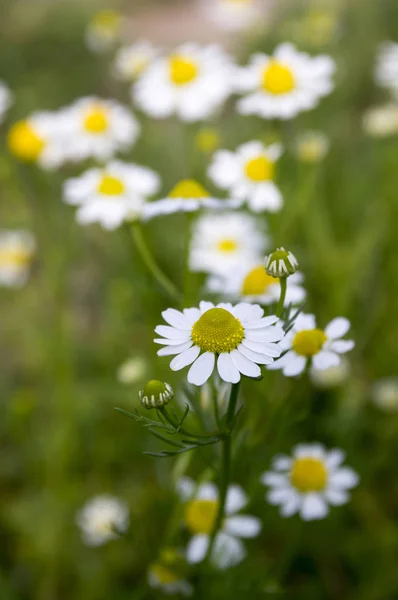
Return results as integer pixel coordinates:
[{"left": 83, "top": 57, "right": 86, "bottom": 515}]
[
  {"left": 76, "top": 495, "right": 129, "bottom": 546},
  {"left": 148, "top": 549, "right": 193, "bottom": 596},
  {"left": 261, "top": 443, "right": 359, "bottom": 521},
  {"left": 63, "top": 160, "right": 160, "bottom": 230},
  {"left": 154, "top": 301, "right": 284, "bottom": 386},
  {"left": 189, "top": 212, "right": 268, "bottom": 275},
  {"left": 0, "top": 230, "right": 35, "bottom": 288},
  {"left": 117, "top": 356, "right": 147, "bottom": 385},
  {"left": 200, "top": 0, "right": 266, "bottom": 32},
  {"left": 235, "top": 43, "right": 335, "bottom": 120},
  {"left": 362, "top": 103, "right": 398, "bottom": 137},
  {"left": 62, "top": 97, "right": 140, "bottom": 162},
  {"left": 133, "top": 43, "right": 234, "bottom": 122},
  {"left": 374, "top": 42, "right": 398, "bottom": 98},
  {"left": 208, "top": 141, "right": 283, "bottom": 212},
  {"left": 294, "top": 131, "right": 330, "bottom": 163},
  {"left": 142, "top": 179, "right": 238, "bottom": 220},
  {"left": 85, "top": 10, "right": 122, "bottom": 54},
  {"left": 114, "top": 40, "right": 159, "bottom": 81},
  {"left": 268, "top": 313, "right": 354, "bottom": 377},
  {"left": 207, "top": 262, "right": 305, "bottom": 306},
  {"left": 0, "top": 81, "right": 12, "bottom": 124},
  {"left": 371, "top": 377, "right": 398, "bottom": 412},
  {"left": 178, "top": 478, "right": 261, "bottom": 569}
]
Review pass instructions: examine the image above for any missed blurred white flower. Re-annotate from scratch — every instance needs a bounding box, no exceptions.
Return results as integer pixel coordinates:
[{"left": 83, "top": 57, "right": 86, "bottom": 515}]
[
  {"left": 208, "top": 141, "right": 283, "bottom": 212},
  {"left": 85, "top": 10, "right": 122, "bottom": 54},
  {"left": 310, "top": 357, "right": 350, "bottom": 388},
  {"left": 236, "top": 43, "right": 335, "bottom": 120},
  {"left": 371, "top": 377, "right": 398, "bottom": 412},
  {"left": 148, "top": 548, "right": 193, "bottom": 596},
  {"left": 114, "top": 41, "right": 159, "bottom": 81},
  {"left": 362, "top": 104, "right": 398, "bottom": 138},
  {"left": 155, "top": 301, "right": 284, "bottom": 386},
  {"left": 117, "top": 356, "right": 147, "bottom": 385},
  {"left": 294, "top": 131, "right": 330, "bottom": 163},
  {"left": 374, "top": 42, "right": 398, "bottom": 98},
  {"left": 0, "top": 230, "right": 35, "bottom": 288},
  {"left": 177, "top": 477, "right": 261, "bottom": 569},
  {"left": 133, "top": 44, "right": 235, "bottom": 121},
  {"left": 0, "top": 81, "right": 12, "bottom": 124},
  {"left": 268, "top": 313, "right": 354, "bottom": 377},
  {"left": 63, "top": 160, "right": 160, "bottom": 230},
  {"left": 189, "top": 212, "right": 268, "bottom": 275},
  {"left": 200, "top": 0, "right": 266, "bottom": 32},
  {"left": 76, "top": 495, "right": 129, "bottom": 546},
  {"left": 261, "top": 443, "right": 359, "bottom": 520}
]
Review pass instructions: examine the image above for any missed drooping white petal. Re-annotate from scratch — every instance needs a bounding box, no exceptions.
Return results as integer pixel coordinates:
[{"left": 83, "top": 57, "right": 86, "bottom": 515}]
[
  {"left": 186, "top": 534, "right": 210, "bottom": 564},
  {"left": 211, "top": 532, "right": 246, "bottom": 570},
  {"left": 237, "top": 344, "right": 273, "bottom": 365},
  {"left": 300, "top": 493, "right": 329, "bottom": 521},
  {"left": 225, "top": 484, "right": 248, "bottom": 514},
  {"left": 280, "top": 491, "right": 302, "bottom": 517},
  {"left": 312, "top": 351, "right": 340, "bottom": 370},
  {"left": 162, "top": 308, "right": 191, "bottom": 329},
  {"left": 217, "top": 353, "right": 241, "bottom": 383},
  {"left": 230, "top": 349, "right": 261, "bottom": 378},
  {"left": 170, "top": 346, "right": 201, "bottom": 371},
  {"left": 325, "top": 317, "right": 351, "bottom": 340},
  {"left": 157, "top": 341, "right": 194, "bottom": 356},
  {"left": 283, "top": 355, "right": 306, "bottom": 376},
  {"left": 224, "top": 515, "right": 262, "bottom": 538},
  {"left": 188, "top": 352, "right": 215, "bottom": 386}
]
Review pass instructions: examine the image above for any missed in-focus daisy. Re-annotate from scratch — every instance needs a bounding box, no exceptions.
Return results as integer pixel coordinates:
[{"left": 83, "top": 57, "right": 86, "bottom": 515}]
[
  {"left": 268, "top": 313, "right": 354, "bottom": 377},
  {"left": 134, "top": 44, "right": 234, "bottom": 122},
  {"left": 200, "top": 0, "right": 266, "bottom": 32},
  {"left": 148, "top": 548, "right": 193, "bottom": 596},
  {"left": 208, "top": 141, "right": 283, "bottom": 212},
  {"left": 371, "top": 377, "right": 398, "bottom": 412},
  {"left": 114, "top": 41, "right": 159, "bottom": 81},
  {"left": 189, "top": 212, "right": 268, "bottom": 275},
  {"left": 207, "top": 262, "right": 305, "bottom": 306},
  {"left": 178, "top": 477, "right": 261, "bottom": 569},
  {"left": 294, "top": 131, "right": 329, "bottom": 163},
  {"left": 154, "top": 301, "right": 284, "bottom": 386},
  {"left": 62, "top": 97, "right": 140, "bottom": 162},
  {"left": 0, "top": 81, "right": 12, "bottom": 124},
  {"left": 235, "top": 43, "right": 335, "bottom": 120},
  {"left": 374, "top": 42, "right": 398, "bottom": 98},
  {"left": 76, "top": 495, "right": 129, "bottom": 546},
  {"left": 362, "top": 104, "right": 398, "bottom": 138},
  {"left": 63, "top": 160, "right": 160, "bottom": 230},
  {"left": 142, "top": 179, "right": 238, "bottom": 220},
  {"left": 85, "top": 9, "right": 122, "bottom": 54},
  {"left": 261, "top": 443, "right": 359, "bottom": 520},
  {"left": 0, "top": 230, "right": 35, "bottom": 288}
]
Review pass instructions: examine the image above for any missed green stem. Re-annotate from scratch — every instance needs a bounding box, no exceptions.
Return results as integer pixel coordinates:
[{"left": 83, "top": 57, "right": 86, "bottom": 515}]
[
  {"left": 159, "top": 407, "right": 222, "bottom": 440},
  {"left": 131, "top": 222, "right": 181, "bottom": 302},
  {"left": 276, "top": 277, "right": 287, "bottom": 317}
]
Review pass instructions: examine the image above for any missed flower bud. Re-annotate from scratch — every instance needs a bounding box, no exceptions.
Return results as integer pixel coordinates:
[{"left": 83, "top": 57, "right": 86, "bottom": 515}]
[
  {"left": 264, "top": 247, "right": 299, "bottom": 278},
  {"left": 139, "top": 380, "right": 174, "bottom": 409}
]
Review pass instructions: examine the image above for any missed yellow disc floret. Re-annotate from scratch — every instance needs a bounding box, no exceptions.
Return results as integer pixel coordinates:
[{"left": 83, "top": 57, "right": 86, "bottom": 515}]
[
  {"left": 0, "top": 249, "right": 30, "bottom": 267},
  {"left": 291, "top": 457, "right": 328, "bottom": 492},
  {"left": 97, "top": 174, "right": 125, "bottom": 196},
  {"left": 242, "top": 266, "right": 277, "bottom": 296},
  {"left": 168, "top": 179, "right": 209, "bottom": 199},
  {"left": 83, "top": 107, "right": 109, "bottom": 133},
  {"left": 293, "top": 329, "right": 327, "bottom": 357},
  {"left": 92, "top": 9, "right": 120, "bottom": 32},
  {"left": 191, "top": 307, "right": 244, "bottom": 354},
  {"left": 217, "top": 239, "right": 238, "bottom": 253},
  {"left": 185, "top": 499, "right": 219, "bottom": 534},
  {"left": 262, "top": 60, "right": 296, "bottom": 95},
  {"left": 244, "top": 155, "right": 274, "bottom": 181},
  {"left": 169, "top": 55, "right": 199, "bottom": 86},
  {"left": 7, "top": 120, "right": 45, "bottom": 161}
]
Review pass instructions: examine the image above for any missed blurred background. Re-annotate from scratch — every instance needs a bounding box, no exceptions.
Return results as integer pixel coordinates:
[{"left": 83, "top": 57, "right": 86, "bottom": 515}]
[{"left": 2, "top": 0, "right": 398, "bottom": 598}]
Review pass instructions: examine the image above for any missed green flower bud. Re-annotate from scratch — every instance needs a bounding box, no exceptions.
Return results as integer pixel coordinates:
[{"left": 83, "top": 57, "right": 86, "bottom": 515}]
[
  {"left": 139, "top": 380, "right": 173, "bottom": 409},
  {"left": 264, "top": 247, "right": 299, "bottom": 278}
]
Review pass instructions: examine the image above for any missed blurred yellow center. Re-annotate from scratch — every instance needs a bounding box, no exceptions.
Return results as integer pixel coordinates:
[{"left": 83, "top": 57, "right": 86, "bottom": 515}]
[
  {"left": 185, "top": 499, "right": 219, "bottom": 534},
  {"left": 191, "top": 307, "right": 244, "bottom": 354},
  {"left": 168, "top": 179, "right": 209, "bottom": 199},
  {"left": 84, "top": 107, "right": 109, "bottom": 133},
  {"left": 7, "top": 121, "right": 45, "bottom": 161},
  {"left": 92, "top": 10, "right": 120, "bottom": 31},
  {"left": 291, "top": 457, "right": 328, "bottom": 492},
  {"left": 97, "top": 175, "right": 125, "bottom": 196},
  {"left": 245, "top": 156, "right": 274, "bottom": 181},
  {"left": 242, "top": 266, "right": 277, "bottom": 295},
  {"left": 169, "top": 55, "right": 199, "bottom": 86},
  {"left": 195, "top": 128, "right": 221, "bottom": 153},
  {"left": 217, "top": 239, "right": 238, "bottom": 253},
  {"left": 262, "top": 61, "right": 296, "bottom": 94},
  {"left": 293, "top": 329, "right": 327, "bottom": 356},
  {"left": 0, "top": 250, "right": 30, "bottom": 267},
  {"left": 150, "top": 564, "right": 180, "bottom": 585}
]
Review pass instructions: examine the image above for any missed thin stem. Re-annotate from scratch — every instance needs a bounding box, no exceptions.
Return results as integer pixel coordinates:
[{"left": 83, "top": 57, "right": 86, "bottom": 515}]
[
  {"left": 131, "top": 222, "right": 181, "bottom": 302},
  {"left": 159, "top": 407, "right": 222, "bottom": 439},
  {"left": 276, "top": 277, "right": 287, "bottom": 317}
]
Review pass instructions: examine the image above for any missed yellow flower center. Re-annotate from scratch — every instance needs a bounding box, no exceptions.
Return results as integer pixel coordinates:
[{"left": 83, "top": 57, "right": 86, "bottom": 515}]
[
  {"left": 244, "top": 156, "right": 274, "bottom": 181},
  {"left": 262, "top": 60, "right": 296, "bottom": 95},
  {"left": 185, "top": 499, "right": 219, "bottom": 534},
  {"left": 242, "top": 266, "right": 277, "bottom": 296},
  {"left": 291, "top": 457, "right": 328, "bottom": 492},
  {"left": 0, "top": 249, "right": 30, "bottom": 267},
  {"left": 7, "top": 121, "right": 45, "bottom": 161},
  {"left": 191, "top": 307, "right": 244, "bottom": 354},
  {"left": 97, "top": 174, "right": 125, "bottom": 196},
  {"left": 217, "top": 239, "right": 238, "bottom": 253},
  {"left": 92, "top": 10, "right": 120, "bottom": 32},
  {"left": 168, "top": 179, "right": 209, "bottom": 199},
  {"left": 150, "top": 564, "right": 180, "bottom": 585},
  {"left": 83, "top": 107, "right": 109, "bottom": 133},
  {"left": 293, "top": 329, "right": 327, "bottom": 357},
  {"left": 169, "top": 55, "right": 199, "bottom": 86},
  {"left": 195, "top": 128, "right": 221, "bottom": 153}
]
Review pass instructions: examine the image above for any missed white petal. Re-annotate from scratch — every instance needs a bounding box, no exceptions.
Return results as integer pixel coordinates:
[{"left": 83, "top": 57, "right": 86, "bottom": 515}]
[
  {"left": 230, "top": 350, "right": 261, "bottom": 378},
  {"left": 196, "top": 483, "right": 219, "bottom": 501},
  {"left": 325, "top": 317, "right": 351, "bottom": 339},
  {"left": 260, "top": 472, "right": 289, "bottom": 487},
  {"left": 211, "top": 532, "right": 246, "bottom": 570},
  {"left": 162, "top": 308, "right": 191, "bottom": 329},
  {"left": 272, "top": 455, "right": 292, "bottom": 471},
  {"left": 176, "top": 476, "right": 195, "bottom": 501},
  {"left": 188, "top": 352, "right": 215, "bottom": 386},
  {"left": 186, "top": 534, "right": 209, "bottom": 564},
  {"left": 324, "top": 488, "right": 349, "bottom": 506},
  {"left": 217, "top": 353, "right": 241, "bottom": 384},
  {"left": 329, "top": 468, "right": 359, "bottom": 490},
  {"left": 170, "top": 346, "right": 201, "bottom": 371},
  {"left": 267, "top": 487, "right": 295, "bottom": 505},
  {"left": 200, "top": 300, "right": 215, "bottom": 313},
  {"left": 244, "top": 316, "right": 279, "bottom": 329},
  {"left": 312, "top": 351, "right": 340, "bottom": 370},
  {"left": 225, "top": 484, "right": 248, "bottom": 514},
  {"left": 224, "top": 515, "right": 262, "bottom": 538},
  {"left": 300, "top": 494, "right": 329, "bottom": 521},
  {"left": 157, "top": 341, "right": 193, "bottom": 356},
  {"left": 245, "top": 326, "right": 284, "bottom": 343},
  {"left": 325, "top": 449, "right": 345, "bottom": 469},
  {"left": 283, "top": 355, "right": 306, "bottom": 376},
  {"left": 154, "top": 325, "right": 190, "bottom": 339},
  {"left": 280, "top": 492, "right": 301, "bottom": 517},
  {"left": 238, "top": 344, "right": 273, "bottom": 365},
  {"left": 329, "top": 340, "right": 355, "bottom": 353}
]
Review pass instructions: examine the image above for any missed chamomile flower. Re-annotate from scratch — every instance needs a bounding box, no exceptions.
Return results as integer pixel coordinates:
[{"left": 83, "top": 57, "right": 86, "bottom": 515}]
[
  {"left": 200, "top": 0, "right": 266, "bottom": 32},
  {"left": 261, "top": 444, "right": 359, "bottom": 520},
  {"left": 178, "top": 478, "right": 261, "bottom": 569},
  {"left": 76, "top": 495, "right": 129, "bottom": 546},
  {"left": 374, "top": 42, "right": 398, "bottom": 98},
  {"left": 62, "top": 97, "right": 140, "bottom": 162},
  {"left": 235, "top": 43, "right": 335, "bottom": 120},
  {"left": 371, "top": 377, "right": 398, "bottom": 412},
  {"left": 189, "top": 212, "right": 268, "bottom": 275},
  {"left": 362, "top": 104, "right": 398, "bottom": 137},
  {"left": 294, "top": 131, "right": 330, "bottom": 163},
  {"left": 63, "top": 160, "right": 160, "bottom": 230},
  {"left": 85, "top": 10, "right": 122, "bottom": 54},
  {"left": 207, "top": 263, "right": 305, "bottom": 306},
  {"left": 268, "top": 313, "right": 354, "bottom": 377},
  {"left": 114, "top": 41, "right": 159, "bottom": 81},
  {"left": 148, "top": 548, "right": 193, "bottom": 596},
  {"left": 142, "top": 179, "right": 237, "bottom": 220},
  {"left": 0, "top": 230, "right": 35, "bottom": 288},
  {"left": 208, "top": 141, "right": 283, "bottom": 212},
  {"left": 154, "top": 301, "right": 284, "bottom": 386},
  {"left": 134, "top": 44, "right": 234, "bottom": 122},
  {"left": 0, "top": 81, "right": 12, "bottom": 123}
]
